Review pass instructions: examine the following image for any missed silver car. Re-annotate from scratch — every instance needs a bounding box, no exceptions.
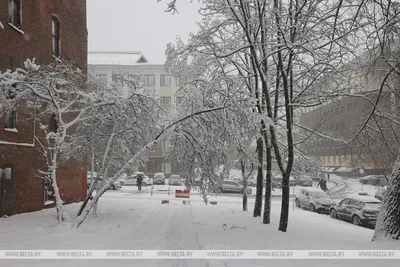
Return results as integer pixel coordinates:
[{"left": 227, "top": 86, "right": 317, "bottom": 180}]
[
  {"left": 330, "top": 193, "right": 381, "bottom": 227},
  {"left": 217, "top": 180, "right": 252, "bottom": 194},
  {"left": 295, "top": 188, "right": 335, "bottom": 213}
]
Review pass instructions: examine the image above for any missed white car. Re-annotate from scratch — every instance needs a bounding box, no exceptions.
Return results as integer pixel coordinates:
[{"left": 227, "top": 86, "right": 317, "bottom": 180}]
[
  {"left": 87, "top": 172, "right": 121, "bottom": 190},
  {"left": 120, "top": 174, "right": 152, "bottom": 186},
  {"left": 295, "top": 187, "right": 335, "bottom": 213}
]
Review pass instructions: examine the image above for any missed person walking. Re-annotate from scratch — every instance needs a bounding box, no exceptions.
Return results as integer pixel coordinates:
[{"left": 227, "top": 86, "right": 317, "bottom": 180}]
[
  {"left": 327, "top": 173, "right": 330, "bottom": 182},
  {"left": 317, "top": 178, "right": 328, "bottom": 192},
  {"left": 137, "top": 174, "right": 143, "bottom": 191}
]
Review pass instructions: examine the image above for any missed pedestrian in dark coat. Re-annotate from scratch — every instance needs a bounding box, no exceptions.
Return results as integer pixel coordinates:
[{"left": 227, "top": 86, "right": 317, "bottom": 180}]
[
  {"left": 137, "top": 175, "right": 143, "bottom": 191},
  {"left": 317, "top": 178, "right": 328, "bottom": 192}
]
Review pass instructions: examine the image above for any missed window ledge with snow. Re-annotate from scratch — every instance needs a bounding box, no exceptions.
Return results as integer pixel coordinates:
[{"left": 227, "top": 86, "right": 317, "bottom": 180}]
[
  {"left": 4, "top": 128, "right": 18, "bottom": 133},
  {"left": 8, "top": 23, "right": 24, "bottom": 35},
  {"left": 44, "top": 200, "right": 55, "bottom": 206}
]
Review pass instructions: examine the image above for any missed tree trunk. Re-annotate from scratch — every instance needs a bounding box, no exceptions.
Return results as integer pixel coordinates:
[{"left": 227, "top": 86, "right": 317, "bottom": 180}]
[
  {"left": 50, "top": 149, "right": 69, "bottom": 223},
  {"left": 263, "top": 132, "right": 272, "bottom": 224},
  {"left": 241, "top": 160, "right": 248, "bottom": 211},
  {"left": 253, "top": 137, "right": 264, "bottom": 217},
  {"left": 278, "top": 172, "right": 290, "bottom": 232},
  {"left": 372, "top": 153, "right": 400, "bottom": 240}
]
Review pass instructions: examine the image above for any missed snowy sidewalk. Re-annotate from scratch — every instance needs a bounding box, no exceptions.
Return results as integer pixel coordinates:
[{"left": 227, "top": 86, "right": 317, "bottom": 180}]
[{"left": 0, "top": 191, "right": 399, "bottom": 267}]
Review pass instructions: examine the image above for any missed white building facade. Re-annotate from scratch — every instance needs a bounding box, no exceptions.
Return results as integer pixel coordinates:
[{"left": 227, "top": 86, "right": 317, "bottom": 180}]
[{"left": 87, "top": 51, "right": 181, "bottom": 177}]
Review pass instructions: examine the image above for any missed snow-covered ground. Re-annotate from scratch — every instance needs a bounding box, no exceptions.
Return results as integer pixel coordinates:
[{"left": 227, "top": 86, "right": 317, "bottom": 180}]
[{"left": 0, "top": 187, "right": 399, "bottom": 267}]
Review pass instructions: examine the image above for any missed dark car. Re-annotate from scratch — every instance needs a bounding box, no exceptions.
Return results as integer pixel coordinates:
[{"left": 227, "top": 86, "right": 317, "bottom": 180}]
[
  {"left": 329, "top": 192, "right": 381, "bottom": 228},
  {"left": 359, "top": 175, "right": 387, "bottom": 186},
  {"left": 153, "top": 172, "right": 166, "bottom": 185},
  {"left": 296, "top": 176, "right": 313, "bottom": 187}
]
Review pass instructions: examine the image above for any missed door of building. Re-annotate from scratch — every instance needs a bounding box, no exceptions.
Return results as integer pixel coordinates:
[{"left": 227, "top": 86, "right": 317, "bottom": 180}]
[{"left": 0, "top": 165, "right": 14, "bottom": 216}]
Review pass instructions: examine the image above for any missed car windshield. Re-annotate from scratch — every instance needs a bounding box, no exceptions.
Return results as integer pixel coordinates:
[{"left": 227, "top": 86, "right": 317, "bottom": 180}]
[
  {"left": 310, "top": 191, "right": 329, "bottom": 199},
  {"left": 170, "top": 175, "right": 180, "bottom": 179}
]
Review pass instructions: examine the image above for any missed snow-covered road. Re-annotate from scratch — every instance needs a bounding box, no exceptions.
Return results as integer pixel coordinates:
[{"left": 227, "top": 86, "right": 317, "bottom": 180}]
[{"left": 1, "top": 189, "right": 399, "bottom": 267}]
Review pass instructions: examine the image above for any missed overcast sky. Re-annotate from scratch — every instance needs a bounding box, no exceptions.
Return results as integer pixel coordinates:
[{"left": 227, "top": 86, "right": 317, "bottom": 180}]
[{"left": 87, "top": 0, "right": 202, "bottom": 64}]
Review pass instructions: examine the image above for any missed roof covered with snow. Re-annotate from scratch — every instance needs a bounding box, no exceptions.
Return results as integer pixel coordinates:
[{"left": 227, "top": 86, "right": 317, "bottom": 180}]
[
  {"left": 335, "top": 167, "right": 354, "bottom": 173},
  {"left": 88, "top": 51, "right": 150, "bottom": 66},
  {"left": 348, "top": 192, "right": 381, "bottom": 203}
]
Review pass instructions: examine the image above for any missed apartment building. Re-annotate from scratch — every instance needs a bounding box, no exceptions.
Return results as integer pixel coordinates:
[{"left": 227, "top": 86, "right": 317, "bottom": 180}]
[
  {"left": 298, "top": 51, "right": 400, "bottom": 175},
  {"left": 88, "top": 51, "right": 180, "bottom": 177},
  {"left": 0, "top": 0, "right": 87, "bottom": 216}
]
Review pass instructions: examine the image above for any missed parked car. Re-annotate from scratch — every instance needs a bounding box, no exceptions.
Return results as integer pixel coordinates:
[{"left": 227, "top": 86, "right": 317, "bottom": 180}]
[
  {"left": 153, "top": 172, "right": 166, "bottom": 185},
  {"left": 359, "top": 175, "right": 387, "bottom": 186},
  {"left": 169, "top": 174, "right": 183, "bottom": 186},
  {"left": 295, "top": 188, "right": 335, "bottom": 213},
  {"left": 247, "top": 178, "right": 257, "bottom": 187},
  {"left": 296, "top": 176, "right": 313, "bottom": 187},
  {"left": 329, "top": 192, "right": 381, "bottom": 227},
  {"left": 119, "top": 174, "right": 152, "bottom": 186},
  {"left": 87, "top": 172, "right": 121, "bottom": 190},
  {"left": 375, "top": 186, "right": 387, "bottom": 201},
  {"left": 216, "top": 181, "right": 252, "bottom": 194}
]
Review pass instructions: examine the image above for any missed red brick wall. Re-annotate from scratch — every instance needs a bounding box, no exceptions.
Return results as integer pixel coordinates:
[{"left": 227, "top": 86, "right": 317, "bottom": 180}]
[
  {"left": 0, "top": 0, "right": 87, "bottom": 70},
  {"left": 0, "top": 0, "right": 87, "bottom": 215}
]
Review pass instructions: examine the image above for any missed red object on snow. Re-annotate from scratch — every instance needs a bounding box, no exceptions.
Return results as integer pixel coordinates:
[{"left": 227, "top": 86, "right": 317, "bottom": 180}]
[
  {"left": 175, "top": 189, "right": 190, "bottom": 198},
  {"left": 161, "top": 200, "right": 169, "bottom": 204}
]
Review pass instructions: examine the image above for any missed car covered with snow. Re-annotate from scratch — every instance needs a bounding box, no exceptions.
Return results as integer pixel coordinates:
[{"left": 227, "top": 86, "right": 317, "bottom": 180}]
[
  {"left": 359, "top": 175, "right": 387, "bottom": 186},
  {"left": 329, "top": 192, "right": 381, "bottom": 228},
  {"left": 296, "top": 175, "right": 313, "bottom": 187},
  {"left": 295, "top": 188, "right": 335, "bottom": 213},
  {"left": 153, "top": 172, "right": 166, "bottom": 185},
  {"left": 216, "top": 180, "right": 252, "bottom": 194},
  {"left": 87, "top": 172, "right": 121, "bottom": 190},
  {"left": 375, "top": 186, "right": 387, "bottom": 201},
  {"left": 169, "top": 174, "right": 183, "bottom": 186},
  {"left": 119, "top": 173, "right": 152, "bottom": 186}
]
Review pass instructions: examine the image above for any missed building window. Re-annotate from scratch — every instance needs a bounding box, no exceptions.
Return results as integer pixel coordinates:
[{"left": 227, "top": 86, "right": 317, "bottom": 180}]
[
  {"left": 143, "top": 75, "right": 155, "bottom": 86},
  {"left": 96, "top": 74, "right": 107, "bottom": 87},
  {"left": 5, "top": 89, "right": 17, "bottom": 129},
  {"left": 149, "top": 144, "right": 156, "bottom": 152},
  {"left": 160, "top": 74, "right": 171, "bottom": 86},
  {"left": 5, "top": 110, "right": 17, "bottom": 129},
  {"left": 50, "top": 114, "right": 58, "bottom": 133},
  {"left": 161, "top": 140, "right": 170, "bottom": 153},
  {"left": 161, "top": 162, "right": 172, "bottom": 174},
  {"left": 175, "top": 96, "right": 184, "bottom": 105},
  {"left": 52, "top": 17, "right": 61, "bottom": 58},
  {"left": 161, "top": 96, "right": 171, "bottom": 106},
  {"left": 8, "top": 0, "right": 21, "bottom": 29},
  {"left": 146, "top": 161, "right": 156, "bottom": 173}
]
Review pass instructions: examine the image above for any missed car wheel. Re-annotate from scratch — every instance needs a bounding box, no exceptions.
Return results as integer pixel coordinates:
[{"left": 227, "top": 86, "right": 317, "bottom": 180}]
[
  {"left": 330, "top": 209, "right": 337, "bottom": 219},
  {"left": 310, "top": 204, "right": 316, "bottom": 212},
  {"left": 143, "top": 182, "right": 147, "bottom": 186},
  {"left": 216, "top": 187, "right": 222, "bottom": 193},
  {"left": 110, "top": 185, "right": 115, "bottom": 190},
  {"left": 352, "top": 215, "right": 362, "bottom": 226},
  {"left": 295, "top": 198, "right": 300, "bottom": 208}
]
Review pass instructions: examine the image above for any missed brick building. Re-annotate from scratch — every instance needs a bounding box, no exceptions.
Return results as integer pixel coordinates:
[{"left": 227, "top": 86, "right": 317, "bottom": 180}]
[{"left": 0, "top": 0, "right": 87, "bottom": 216}]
